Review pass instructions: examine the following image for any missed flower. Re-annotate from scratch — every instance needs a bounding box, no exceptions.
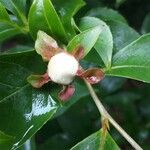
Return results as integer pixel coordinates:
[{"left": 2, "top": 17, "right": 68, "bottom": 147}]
[
  {"left": 27, "top": 31, "right": 104, "bottom": 101},
  {"left": 47, "top": 52, "right": 79, "bottom": 85}
]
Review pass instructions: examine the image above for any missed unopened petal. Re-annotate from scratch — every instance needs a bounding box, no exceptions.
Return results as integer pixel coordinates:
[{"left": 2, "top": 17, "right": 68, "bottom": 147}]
[
  {"left": 71, "top": 46, "right": 84, "bottom": 61},
  {"left": 35, "top": 31, "right": 62, "bottom": 61}
]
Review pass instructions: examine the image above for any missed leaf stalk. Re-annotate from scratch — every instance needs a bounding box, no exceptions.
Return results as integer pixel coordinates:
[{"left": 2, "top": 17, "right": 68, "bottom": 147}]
[{"left": 84, "top": 80, "right": 143, "bottom": 150}]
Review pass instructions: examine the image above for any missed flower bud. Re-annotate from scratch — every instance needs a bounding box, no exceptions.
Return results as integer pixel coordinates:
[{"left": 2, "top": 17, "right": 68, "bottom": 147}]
[{"left": 47, "top": 52, "right": 79, "bottom": 85}]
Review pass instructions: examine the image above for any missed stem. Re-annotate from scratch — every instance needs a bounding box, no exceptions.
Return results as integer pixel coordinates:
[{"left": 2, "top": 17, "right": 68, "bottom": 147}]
[{"left": 84, "top": 80, "right": 143, "bottom": 150}]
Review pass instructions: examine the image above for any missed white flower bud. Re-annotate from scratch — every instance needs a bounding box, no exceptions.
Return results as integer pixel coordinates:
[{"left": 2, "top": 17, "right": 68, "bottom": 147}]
[{"left": 47, "top": 52, "right": 79, "bottom": 85}]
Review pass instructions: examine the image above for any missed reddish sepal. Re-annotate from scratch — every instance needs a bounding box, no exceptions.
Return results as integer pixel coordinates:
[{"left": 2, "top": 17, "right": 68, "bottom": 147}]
[
  {"left": 77, "top": 68, "right": 104, "bottom": 84},
  {"left": 59, "top": 85, "right": 75, "bottom": 101},
  {"left": 27, "top": 73, "right": 50, "bottom": 88}
]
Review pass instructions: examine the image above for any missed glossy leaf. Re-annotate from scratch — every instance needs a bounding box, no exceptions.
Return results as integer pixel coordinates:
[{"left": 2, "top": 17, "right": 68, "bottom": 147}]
[
  {"left": 67, "top": 26, "right": 102, "bottom": 56},
  {"left": 86, "top": 7, "right": 127, "bottom": 24},
  {"left": 0, "top": 85, "right": 58, "bottom": 150},
  {"left": 107, "top": 34, "right": 150, "bottom": 83},
  {"left": 86, "top": 8, "right": 140, "bottom": 54},
  {"left": 0, "top": 3, "right": 21, "bottom": 42},
  {"left": 79, "top": 17, "right": 113, "bottom": 68},
  {"left": 107, "top": 21, "right": 140, "bottom": 54},
  {"left": 0, "top": 24, "right": 21, "bottom": 43},
  {"left": 71, "top": 130, "right": 120, "bottom": 150},
  {"left": 141, "top": 12, "right": 150, "bottom": 34},
  {"left": 28, "top": 0, "right": 67, "bottom": 42},
  {"left": 52, "top": 0, "right": 85, "bottom": 39},
  {"left": 0, "top": 50, "right": 60, "bottom": 149},
  {"left": 42, "top": 0, "right": 67, "bottom": 42},
  {"left": 0, "top": 0, "right": 27, "bottom": 24},
  {"left": 28, "top": 0, "right": 50, "bottom": 39}
]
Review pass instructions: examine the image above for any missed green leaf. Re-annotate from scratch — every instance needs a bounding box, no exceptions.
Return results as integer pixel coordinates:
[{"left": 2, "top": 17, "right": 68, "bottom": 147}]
[
  {"left": 83, "top": 49, "right": 105, "bottom": 67},
  {"left": 0, "top": 3, "right": 21, "bottom": 42},
  {"left": 71, "top": 130, "right": 120, "bottom": 150},
  {"left": 107, "top": 34, "right": 150, "bottom": 83},
  {"left": 141, "top": 12, "right": 150, "bottom": 34},
  {"left": 107, "top": 21, "right": 140, "bottom": 54},
  {"left": 67, "top": 26, "right": 103, "bottom": 56},
  {"left": 0, "top": 49, "right": 46, "bottom": 73},
  {"left": 0, "top": 50, "right": 60, "bottom": 149},
  {"left": 86, "top": 7, "right": 127, "bottom": 24},
  {"left": 0, "top": 131, "right": 14, "bottom": 144},
  {"left": 0, "top": 24, "right": 21, "bottom": 43},
  {"left": 79, "top": 17, "right": 113, "bottom": 68},
  {"left": 28, "top": 0, "right": 50, "bottom": 39},
  {"left": 86, "top": 8, "right": 139, "bottom": 54},
  {"left": 52, "top": 0, "right": 85, "bottom": 40},
  {"left": 0, "top": 131, "right": 14, "bottom": 150},
  {"left": 2, "top": 45, "right": 34, "bottom": 54},
  {"left": 0, "top": 0, "right": 27, "bottom": 24},
  {"left": 28, "top": 0, "right": 67, "bottom": 43},
  {"left": 0, "top": 2, "right": 10, "bottom": 21},
  {"left": 0, "top": 85, "right": 58, "bottom": 150}
]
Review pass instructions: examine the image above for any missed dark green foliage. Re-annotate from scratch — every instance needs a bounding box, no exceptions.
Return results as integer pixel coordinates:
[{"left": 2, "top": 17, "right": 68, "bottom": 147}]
[{"left": 0, "top": 0, "right": 150, "bottom": 149}]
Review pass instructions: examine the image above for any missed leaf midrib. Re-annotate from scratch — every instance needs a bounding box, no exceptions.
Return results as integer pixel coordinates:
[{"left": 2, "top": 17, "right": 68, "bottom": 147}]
[
  {"left": 0, "top": 49, "right": 34, "bottom": 56},
  {"left": 9, "top": 0, "right": 27, "bottom": 24},
  {"left": 111, "top": 65, "right": 150, "bottom": 70},
  {"left": 0, "top": 82, "right": 16, "bottom": 88},
  {"left": 0, "top": 84, "right": 29, "bottom": 104},
  {"left": 113, "top": 33, "right": 150, "bottom": 59},
  {"left": 0, "top": 60, "right": 32, "bottom": 103}
]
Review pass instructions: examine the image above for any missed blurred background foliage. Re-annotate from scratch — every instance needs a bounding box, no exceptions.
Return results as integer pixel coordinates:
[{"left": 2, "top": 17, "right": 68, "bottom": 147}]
[{"left": 0, "top": 0, "right": 150, "bottom": 149}]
